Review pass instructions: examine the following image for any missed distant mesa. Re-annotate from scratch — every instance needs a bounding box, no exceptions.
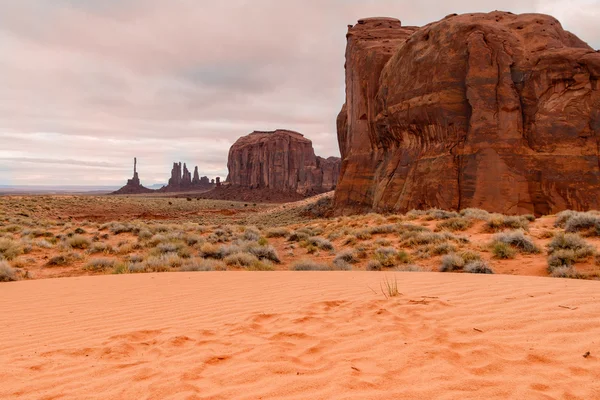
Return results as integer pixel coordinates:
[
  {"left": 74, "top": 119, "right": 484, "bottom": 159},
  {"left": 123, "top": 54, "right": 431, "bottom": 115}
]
[
  {"left": 201, "top": 129, "right": 340, "bottom": 202},
  {"left": 111, "top": 158, "right": 154, "bottom": 195},
  {"left": 111, "top": 158, "right": 216, "bottom": 195}
]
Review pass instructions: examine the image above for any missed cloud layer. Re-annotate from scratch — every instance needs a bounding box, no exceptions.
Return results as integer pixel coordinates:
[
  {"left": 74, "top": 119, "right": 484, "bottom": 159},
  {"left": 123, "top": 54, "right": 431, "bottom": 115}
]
[{"left": 1, "top": 0, "right": 599, "bottom": 186}]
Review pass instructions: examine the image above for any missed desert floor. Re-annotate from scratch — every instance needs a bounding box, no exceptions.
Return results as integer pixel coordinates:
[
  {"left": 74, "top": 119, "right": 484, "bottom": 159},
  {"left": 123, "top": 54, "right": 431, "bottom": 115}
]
[{"left": 1, "top": 272, "right": 599, "bottom": 399}]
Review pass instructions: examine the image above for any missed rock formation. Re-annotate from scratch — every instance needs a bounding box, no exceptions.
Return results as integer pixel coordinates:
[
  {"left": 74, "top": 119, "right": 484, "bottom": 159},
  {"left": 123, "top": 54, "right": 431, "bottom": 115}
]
[
  {"left": 112, "top": 158, "right": 154, "bottom": 195},
  {"left": 226, "top": 129, "right": 340, "bottom": 195},
  {"left": 161, "top": 162, "right": 213, "bottom": 192},
  {"left": 335, "top": 12, "right": 600, "bottom": 216}
]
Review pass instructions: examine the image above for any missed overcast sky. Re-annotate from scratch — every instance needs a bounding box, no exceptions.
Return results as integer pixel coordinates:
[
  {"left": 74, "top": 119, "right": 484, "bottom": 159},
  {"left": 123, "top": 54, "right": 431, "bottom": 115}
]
[{"left": 1, "top": 0, "right": 599, "bottom": 186}]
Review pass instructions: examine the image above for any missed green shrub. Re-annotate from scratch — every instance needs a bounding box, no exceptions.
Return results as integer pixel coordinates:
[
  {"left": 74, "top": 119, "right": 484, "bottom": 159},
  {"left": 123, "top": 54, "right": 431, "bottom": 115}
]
[{"left": 492, "top": 242, "right": 517, "bottom": 259}]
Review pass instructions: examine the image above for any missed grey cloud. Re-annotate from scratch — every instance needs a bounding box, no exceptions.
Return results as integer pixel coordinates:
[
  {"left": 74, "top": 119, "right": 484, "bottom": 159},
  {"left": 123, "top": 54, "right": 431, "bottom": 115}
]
[{"left": 0, "top": 0, "right": 599, "bottom": 185}]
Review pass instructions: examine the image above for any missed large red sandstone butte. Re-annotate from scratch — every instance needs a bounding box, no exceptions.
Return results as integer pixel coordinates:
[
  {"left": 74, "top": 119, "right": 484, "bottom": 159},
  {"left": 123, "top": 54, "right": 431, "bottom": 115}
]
[
  {"left": 227, "top": 130, "right": 340, "bottom": 195},
  {"left": 335, "top": 12, "right": 600, "bottom": 216}
]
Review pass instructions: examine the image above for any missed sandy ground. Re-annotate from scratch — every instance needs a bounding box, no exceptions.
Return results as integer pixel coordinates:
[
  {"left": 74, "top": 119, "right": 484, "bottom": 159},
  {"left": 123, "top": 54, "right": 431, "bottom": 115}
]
[{"left": 1, "top": 272, "right": 599, "bottom": 399}]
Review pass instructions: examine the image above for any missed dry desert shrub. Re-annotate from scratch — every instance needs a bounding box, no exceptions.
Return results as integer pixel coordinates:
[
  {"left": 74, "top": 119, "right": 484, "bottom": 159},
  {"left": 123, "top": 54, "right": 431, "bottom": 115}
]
[
  {"left": 547, "top": 232, "right": 594, "bottom": 257},
  {"left": 265, "top": 227, "right": 289, "bottom": 238},
  {"left": 459, "top": 208, "right": 491, "bottom": 220},
  {"left": 246, "top": 260, "right": 275, "bottom": 271},
  {"left": 290, "top": 260, "right": 331, "bottom": 271},
  {"left": 0, "top": 260, "right": 19, "bottom": 282},
  {"left": 305, "top": 236, "right": 334, "bottom": 251},
  {"left": 179, "top": 258, "right": 225, "bottom": 272},
  {"left": 550, "top": 266, "right": 586, "bottom": 279},
  {"left": 492, "top": 230, "right": 540, "bottom": 254},
  {"left": 0, "top": 238, "right": 23, "bottom": 260},
  {"left": 484, "top": 214, "right": 530, "bottom": 232},
  {"left": 366, "top": 260, "right": 383, "bottom": 271},
  {"left": 492, "top": 242, "right": 517, "bottom": 259},
  {"left": 334, "top": 249, "right": 358, "bottom": 264},
  {"left": 332, "top": 258, "right": 352, "bottom": 270},
  {"left": 436, "top": 217, "right": 473, "bottom": 232},
  {"left": 439, "top": 253, "right": 465, "bottom": 272},
  {"left": 464, "top": 260, "right": 494, "bottom": 274},
  {"left": 84, "top": 258, "right": 116, "bottom": 272},
  {"left": 224, "top": 252, "right": 259, "bottom": 267}
]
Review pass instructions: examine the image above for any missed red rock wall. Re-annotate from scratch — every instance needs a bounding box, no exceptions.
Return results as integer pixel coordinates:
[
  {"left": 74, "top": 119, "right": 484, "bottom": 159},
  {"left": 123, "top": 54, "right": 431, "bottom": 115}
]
[
  {"left": 227, "top": 130, "right": 340, "bottom": 194},
  {"left": 335, "top": 12, "right": 600, "bottom": 215}
]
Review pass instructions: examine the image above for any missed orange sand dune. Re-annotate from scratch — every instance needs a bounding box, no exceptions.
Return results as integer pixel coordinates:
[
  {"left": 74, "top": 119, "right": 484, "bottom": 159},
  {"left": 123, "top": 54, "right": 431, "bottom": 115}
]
[{"left": 1, "top": 272, "right": 599, "bottom": 399}]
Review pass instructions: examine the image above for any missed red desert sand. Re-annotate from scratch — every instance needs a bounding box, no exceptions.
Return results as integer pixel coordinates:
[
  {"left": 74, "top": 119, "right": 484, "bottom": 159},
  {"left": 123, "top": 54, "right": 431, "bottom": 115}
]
[{"left": 1, "top": 272, "right": 599, "bottom": 399}]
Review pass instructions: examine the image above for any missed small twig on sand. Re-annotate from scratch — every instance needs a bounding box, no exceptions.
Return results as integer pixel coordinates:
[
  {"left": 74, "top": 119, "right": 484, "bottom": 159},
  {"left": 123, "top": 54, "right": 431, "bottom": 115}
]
[
  {"left": 583, "top": 351, "right": 591, "bottom": 358},
  {"left": 473, "top": 328, "right": 483, "bottom": 333},
  {"left": 558, "top": 305, "right": 578, "bottom": 310}
]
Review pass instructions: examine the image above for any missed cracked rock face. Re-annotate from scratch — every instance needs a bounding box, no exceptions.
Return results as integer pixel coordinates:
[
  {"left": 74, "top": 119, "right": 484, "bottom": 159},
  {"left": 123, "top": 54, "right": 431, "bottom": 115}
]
[
  {"left": 334, "top": 12, "right": 600, "bottom": 216},
  {"left": 227, "top": 130, "right": 340, "bottom": 195}
]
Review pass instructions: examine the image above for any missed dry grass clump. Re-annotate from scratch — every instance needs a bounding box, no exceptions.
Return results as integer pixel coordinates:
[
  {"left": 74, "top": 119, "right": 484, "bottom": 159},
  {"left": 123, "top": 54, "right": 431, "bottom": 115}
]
[
  {"left": 265, "top": 227, "right": 289, "bottom": 238},
  {"left": 46, "top": 254, "right": 73, "bottom": 267},
  {"left": 179, "top": 258, "right": 225, "bottom": 272},
  {"left": 439, "top": 253, "right": 465, "bottom": 272},
  {"left": 355, "top": 229, "right": 372, "bottom": 240},
  {"left": 366, "top": 260, "right": 382, "bottom": 271},
  {"left": 464, "top": 260, "right": 494, "bottom": 274},
  {"left": 0, "top": 238, "right": 24, "bottom": 260},
  {"left": 334, "top": 249, "right": 358, "bottom": 264},
  {"left": 224, "top": 252, "right": 259, "bottom": 267},
  {"left": 436, "top": 217, "right": 473, "bottom": 232},
  {"left": 241, "top": 227, "right": 261, "bottom": 241},
  {"left": 246, "top": 260, "right": 275, "bottom": 271},
  {"left": 553, "top": 210, "right": 599, "bottom": 228},
  {"left": 492, "top": 242, "right": 517, "bottom": 259},
  {"left": 395, "top": 265, "right": 423, "bottom": 272},
  {"left": 245, "top": 243, "right": 281, "bottom": 263},
  {"left": 290, "top": 260, "right": 330, "bottom": 271},
  {"left": 0, "top": 260, "right": 20, "bottom": 282},
  {"left": 374, "top": 247, "right": 411, "bottom": 268},
  {"left": 547, "top": 232, "right": 595, "bottom": 257},
  {"left": 84, "top": 258, "right": 116, "bottom": 272},
  {"left": 35, "top": 239, "right": 54, "bottom": 249},
  {"left": 484, "top": 214, "right": 530, "bottom": 232},
  {"left": 368, "top": 224, "right": 399, "bottom": 235},
  {"left": 546, "top": 233, "right": 595, "bottom": 275},
  {"left": 558, "top": 211, "right": 600, "bottom": 236},
  {"left": 550, "top": 266, "right": 586, "bottom": 279},
  {"left": 199, "top": 243, "right": 222, "bottom": 259},
  {"left": 332, "top": 258, "right": 352, "bottom": 271},
  {"left": 66, "top": 235, "right": 91, "bottom": 249},
  {"left": 459, "top": 208, "right": 491, "bottom": 220},
  {"left": 88, "top": 242, "right": 113, "bottom": 254},
  {"left": 492, "top": 231, "right": 540, "bottom": 254},
  {"left": 305, "top": 236, "right": 334, "bottom": 251},
  {"left": 401, "top": 231, "right": 467, "bottom": 247},
  {"left": 288, "top": 231, "right": 310, "bottom": 242}
]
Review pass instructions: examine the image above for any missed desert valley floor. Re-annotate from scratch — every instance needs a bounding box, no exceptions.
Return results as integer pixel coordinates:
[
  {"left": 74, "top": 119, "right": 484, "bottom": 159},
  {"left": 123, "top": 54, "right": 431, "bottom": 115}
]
[{"left": 1, "top": 194, "right": 600, "bottom": 399}]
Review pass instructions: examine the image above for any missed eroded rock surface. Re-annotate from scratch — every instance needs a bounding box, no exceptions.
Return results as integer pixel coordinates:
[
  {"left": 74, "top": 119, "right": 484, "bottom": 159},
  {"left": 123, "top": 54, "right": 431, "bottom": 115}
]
[{"left": 335, "top": 13, "right": 600, "bottom": 215}]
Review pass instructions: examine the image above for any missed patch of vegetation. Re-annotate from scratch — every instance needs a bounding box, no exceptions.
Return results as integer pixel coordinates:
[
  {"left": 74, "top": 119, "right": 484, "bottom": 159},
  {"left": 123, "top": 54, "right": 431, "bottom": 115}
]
[
  {"left": 265, "top": 227, "right": 289, "bottom": 238},
  {"left": 464, "top": 260, "right": 494, "bottom": 274},
  {"left": 0, "top": 260, "right": 20, "bottom": 282},
  {"left": 0, "top": 238, "right": 23, "bottom": 260},
  {"left": 492, "top": 231, "right": 540, "bottom": 254},
  {"left": 180, "top": 259, "right": 225, "bottom": 272},
  {"left": 491, "top": 242, "right": 517, "bottom": 259},
  {"left": 290, "top": 260, "right": 331, "bottom": 271},
  {"left": 550, "top": 266, "right": 586, "bottom": 279},
  {"left": 84, "top": 258, "right": 116, "bottom": 272},
  {"left": 484, "top": 214, "right": 530, "bottom": 232},
  {"left": 439, "top": 253, "right": 465, "bottom": 272},
  {"left": 224, "top": 252, "right": 259, "bottom": 267},
  {"left": 436, "top": 217, "right": 473, "bottom": 232}
]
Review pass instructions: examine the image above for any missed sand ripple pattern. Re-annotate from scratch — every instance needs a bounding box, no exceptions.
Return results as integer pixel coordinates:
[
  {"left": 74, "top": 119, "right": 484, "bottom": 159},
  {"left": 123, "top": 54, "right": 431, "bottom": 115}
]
[{"left": 1, "top": 272, "right": 599, "bottom": 399}]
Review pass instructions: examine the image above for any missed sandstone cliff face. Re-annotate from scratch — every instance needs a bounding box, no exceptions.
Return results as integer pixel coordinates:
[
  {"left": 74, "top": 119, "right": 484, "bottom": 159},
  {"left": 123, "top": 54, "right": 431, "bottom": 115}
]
[
  {"left": 335, "top": 12, "right": 600, "bottom": 215},
  {"left": 227, "top": 130, "right": 340, "bottom": 195}
]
